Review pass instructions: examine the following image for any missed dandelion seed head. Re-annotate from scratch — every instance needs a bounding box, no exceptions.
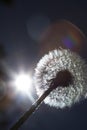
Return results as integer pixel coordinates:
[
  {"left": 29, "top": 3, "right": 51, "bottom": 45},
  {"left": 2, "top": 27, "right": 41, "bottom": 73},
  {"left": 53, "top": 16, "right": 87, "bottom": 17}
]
[{"left": 34, "top": 48, "right": 87, "bottom": 108}]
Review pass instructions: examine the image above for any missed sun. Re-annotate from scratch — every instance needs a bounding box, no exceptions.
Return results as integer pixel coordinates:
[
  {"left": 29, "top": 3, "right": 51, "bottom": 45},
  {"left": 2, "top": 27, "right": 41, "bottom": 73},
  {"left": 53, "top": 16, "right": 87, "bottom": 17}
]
[{"left": 14, "top": 72, "right": 32, "bottom": 94}]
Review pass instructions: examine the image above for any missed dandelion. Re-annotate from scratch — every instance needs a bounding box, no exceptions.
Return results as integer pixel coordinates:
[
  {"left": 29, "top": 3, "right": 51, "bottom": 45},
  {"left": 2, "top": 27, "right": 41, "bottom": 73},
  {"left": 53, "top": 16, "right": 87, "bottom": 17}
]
[
  {"left": 11, "top": 48, "right": 87, "bottom": 130},
  {"left": 34, "top": 48, "right": 87, "bottom": 108}
]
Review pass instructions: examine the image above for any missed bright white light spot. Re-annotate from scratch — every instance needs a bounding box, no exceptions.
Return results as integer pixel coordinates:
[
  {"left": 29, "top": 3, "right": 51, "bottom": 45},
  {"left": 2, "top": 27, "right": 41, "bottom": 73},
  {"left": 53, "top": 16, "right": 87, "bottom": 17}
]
[{"left": 14, "top": 73, "right": 32, "bottom": 94}]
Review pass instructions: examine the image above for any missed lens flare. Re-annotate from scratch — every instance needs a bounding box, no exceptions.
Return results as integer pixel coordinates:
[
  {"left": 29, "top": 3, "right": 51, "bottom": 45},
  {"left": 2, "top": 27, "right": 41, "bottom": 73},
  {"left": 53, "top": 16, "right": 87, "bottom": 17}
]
[
  {"left": 34, "top": 48, "right": 87, "bottom": 108},
  {"left": 39, "top": 20, "right": 86, "bottom": 57}
]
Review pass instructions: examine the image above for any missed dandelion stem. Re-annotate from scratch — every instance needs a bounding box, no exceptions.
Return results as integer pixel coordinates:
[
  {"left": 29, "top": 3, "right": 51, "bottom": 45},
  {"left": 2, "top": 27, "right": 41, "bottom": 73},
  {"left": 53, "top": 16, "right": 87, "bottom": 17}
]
[
  {"left": 10, "top": 84, "right": 55, "bottom": 130},
  {"left": 10, "top": 70, "right": 72, "bottom": 130}
]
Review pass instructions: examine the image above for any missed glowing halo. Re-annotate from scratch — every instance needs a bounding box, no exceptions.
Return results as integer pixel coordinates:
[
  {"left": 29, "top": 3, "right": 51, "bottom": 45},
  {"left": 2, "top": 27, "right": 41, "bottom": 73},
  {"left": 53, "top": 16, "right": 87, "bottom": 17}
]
[
  {"left": 14, "top": 73, "right": 32, "bottom": 93},
  {"left": 12, "top": 72, "right": 35, "bottom": 103}
]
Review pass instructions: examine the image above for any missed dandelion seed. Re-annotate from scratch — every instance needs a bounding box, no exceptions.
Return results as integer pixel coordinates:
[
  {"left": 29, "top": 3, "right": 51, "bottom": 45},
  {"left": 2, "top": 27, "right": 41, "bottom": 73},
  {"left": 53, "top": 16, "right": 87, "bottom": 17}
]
[{"left": 34, "top": 48, "right": 87, "bottom": 108}]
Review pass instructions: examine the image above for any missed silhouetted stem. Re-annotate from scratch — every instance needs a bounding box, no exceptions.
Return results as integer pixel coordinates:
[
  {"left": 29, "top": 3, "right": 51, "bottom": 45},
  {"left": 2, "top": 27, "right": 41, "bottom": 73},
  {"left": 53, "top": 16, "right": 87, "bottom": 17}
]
[
  {"left": 10, "top": 70, "right": 72, "bottom": 130},
  {"left": 10, "top": 84, "right": 54, "bottom": 130}
]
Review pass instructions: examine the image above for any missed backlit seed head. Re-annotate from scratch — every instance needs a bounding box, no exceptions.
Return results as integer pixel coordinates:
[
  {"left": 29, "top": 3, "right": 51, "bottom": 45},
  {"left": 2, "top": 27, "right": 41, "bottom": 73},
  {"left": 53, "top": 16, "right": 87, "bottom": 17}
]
[{"left": 34, "top": 48, "right": 87, "bottom": 108}]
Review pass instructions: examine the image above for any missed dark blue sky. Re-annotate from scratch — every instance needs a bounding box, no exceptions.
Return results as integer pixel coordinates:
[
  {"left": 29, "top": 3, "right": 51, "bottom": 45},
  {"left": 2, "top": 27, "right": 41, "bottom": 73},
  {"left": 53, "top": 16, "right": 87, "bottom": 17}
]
[{"left": 0, "top": 0, "right": 87, "bottom": 130}]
